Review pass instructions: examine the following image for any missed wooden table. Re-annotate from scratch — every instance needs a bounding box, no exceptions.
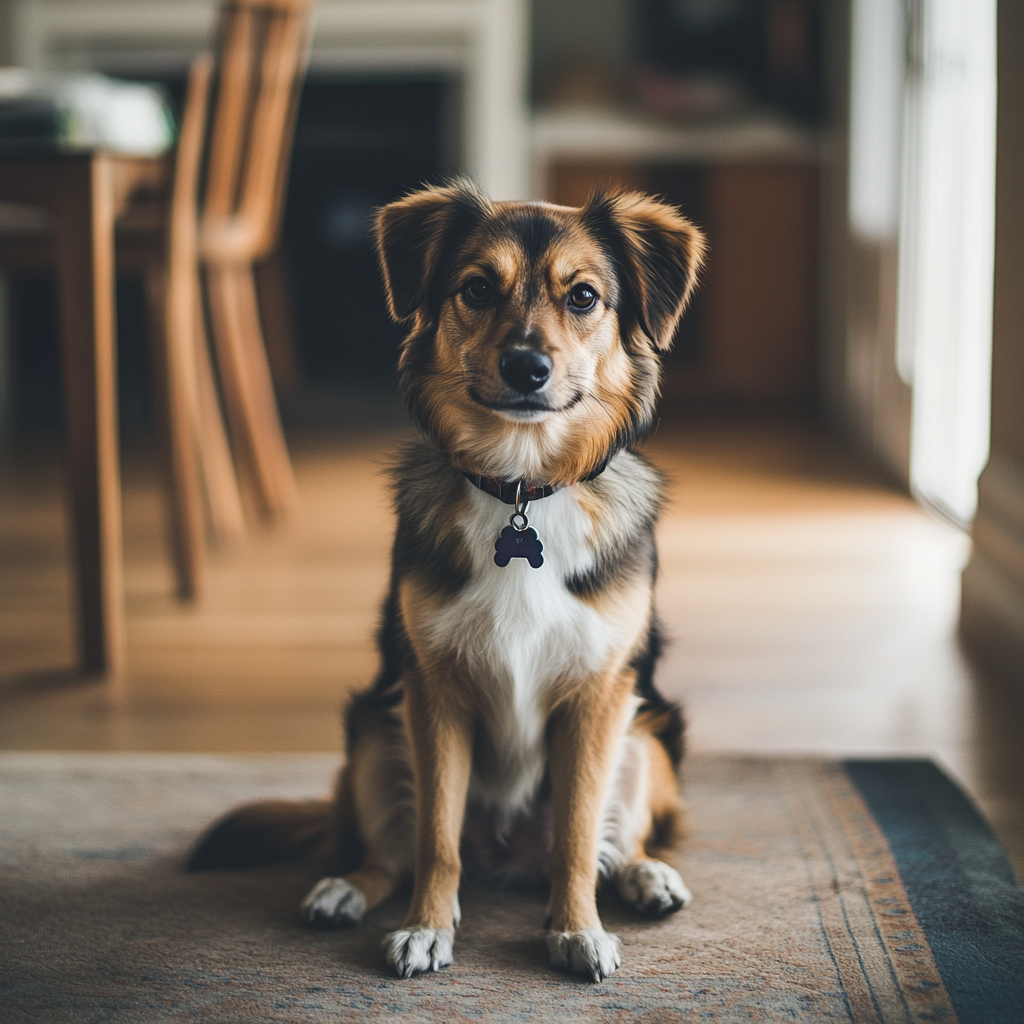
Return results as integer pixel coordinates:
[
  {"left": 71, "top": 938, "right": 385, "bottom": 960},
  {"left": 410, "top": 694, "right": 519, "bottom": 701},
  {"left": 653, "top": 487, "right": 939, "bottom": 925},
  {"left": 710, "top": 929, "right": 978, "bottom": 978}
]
[{"left": 0, "top": 147, "right": 169, "bottom": 674}]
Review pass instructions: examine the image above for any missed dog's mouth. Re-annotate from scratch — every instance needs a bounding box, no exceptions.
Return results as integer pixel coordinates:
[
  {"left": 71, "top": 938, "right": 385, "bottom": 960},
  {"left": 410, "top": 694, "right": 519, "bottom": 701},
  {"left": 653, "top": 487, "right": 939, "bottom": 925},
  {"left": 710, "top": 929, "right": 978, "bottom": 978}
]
[{"left": 467, "top": 388, "right": 584, "bottom": 420}]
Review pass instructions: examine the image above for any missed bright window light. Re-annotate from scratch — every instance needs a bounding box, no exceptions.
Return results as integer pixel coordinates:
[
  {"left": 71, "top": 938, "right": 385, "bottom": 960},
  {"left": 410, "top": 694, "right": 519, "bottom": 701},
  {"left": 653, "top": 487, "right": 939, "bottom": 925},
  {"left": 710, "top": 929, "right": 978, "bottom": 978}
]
[{"left": 898, "top": 0, "right": 997, "bottom": 526}]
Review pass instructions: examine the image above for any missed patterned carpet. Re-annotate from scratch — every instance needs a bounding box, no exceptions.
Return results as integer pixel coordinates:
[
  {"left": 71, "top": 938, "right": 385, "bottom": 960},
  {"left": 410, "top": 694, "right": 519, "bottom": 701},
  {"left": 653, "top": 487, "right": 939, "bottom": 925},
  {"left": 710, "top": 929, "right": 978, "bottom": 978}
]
[{"left": 1, "top": 753, "right": 1021, "bottom": 1023}]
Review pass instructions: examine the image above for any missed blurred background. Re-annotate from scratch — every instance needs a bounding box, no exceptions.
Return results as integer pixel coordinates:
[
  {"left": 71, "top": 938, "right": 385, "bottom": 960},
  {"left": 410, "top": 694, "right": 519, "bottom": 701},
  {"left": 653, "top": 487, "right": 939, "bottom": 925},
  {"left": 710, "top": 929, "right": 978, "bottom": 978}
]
[
  {"left": 0, "top": 0, "right": 1002, "bottom": 520},
  {"left": 0, "top": 1, "right": 1020, "bottom": 870}
]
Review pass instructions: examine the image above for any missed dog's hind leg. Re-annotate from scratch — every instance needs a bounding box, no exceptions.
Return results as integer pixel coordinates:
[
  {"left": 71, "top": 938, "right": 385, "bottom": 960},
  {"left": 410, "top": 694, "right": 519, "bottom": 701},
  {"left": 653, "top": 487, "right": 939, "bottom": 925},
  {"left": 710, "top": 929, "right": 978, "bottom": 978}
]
[
  {"left": 302, "top": 714, "right": 415, "bottom": 928},
  {"left": 607, "top": 731, "right": 691, "bottom": 917}
]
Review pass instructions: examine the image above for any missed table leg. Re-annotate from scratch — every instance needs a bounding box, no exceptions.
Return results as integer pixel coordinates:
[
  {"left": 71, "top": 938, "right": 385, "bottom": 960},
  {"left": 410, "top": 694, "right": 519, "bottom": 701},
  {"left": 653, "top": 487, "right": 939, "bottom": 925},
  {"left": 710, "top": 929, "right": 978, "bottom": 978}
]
[{"left": 52, "top": 155, "right": 124, "bottom": 674}]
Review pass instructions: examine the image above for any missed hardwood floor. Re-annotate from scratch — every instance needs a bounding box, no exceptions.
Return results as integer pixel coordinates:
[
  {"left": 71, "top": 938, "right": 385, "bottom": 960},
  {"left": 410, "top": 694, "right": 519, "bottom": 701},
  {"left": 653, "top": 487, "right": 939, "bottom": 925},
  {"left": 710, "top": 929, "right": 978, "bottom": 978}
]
[{"left": 1, "top": 413, "right": 1021, "bottom": 876}]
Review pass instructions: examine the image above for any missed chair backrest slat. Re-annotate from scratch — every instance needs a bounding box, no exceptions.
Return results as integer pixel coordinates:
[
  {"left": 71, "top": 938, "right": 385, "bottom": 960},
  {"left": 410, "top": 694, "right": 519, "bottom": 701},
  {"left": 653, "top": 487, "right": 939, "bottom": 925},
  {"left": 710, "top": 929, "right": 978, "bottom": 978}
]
[
  {"left": 204, "top": 2, "right": 256, "bottom": 219},
  {"left": 202, "top": 0, "right": 312, "bottom": 258},
  {"left": 238, "top": 6, "right": 307, "bottom": 254}
]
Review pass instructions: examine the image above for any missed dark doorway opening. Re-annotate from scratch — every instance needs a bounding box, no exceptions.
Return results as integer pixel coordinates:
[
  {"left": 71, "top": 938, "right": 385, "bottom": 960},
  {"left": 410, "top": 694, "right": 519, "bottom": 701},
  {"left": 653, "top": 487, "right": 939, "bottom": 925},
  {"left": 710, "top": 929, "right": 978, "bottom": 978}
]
[{"left": 282, "top": 76, "right": 452, "bottom": 386}]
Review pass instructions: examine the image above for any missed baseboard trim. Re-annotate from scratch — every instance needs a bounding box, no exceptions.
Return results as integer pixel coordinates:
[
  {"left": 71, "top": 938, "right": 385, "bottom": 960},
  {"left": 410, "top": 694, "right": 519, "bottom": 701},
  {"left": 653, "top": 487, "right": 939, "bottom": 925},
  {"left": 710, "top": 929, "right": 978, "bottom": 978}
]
[{"left": 962, "top": 454, "right": 1024, "bottom": 684}]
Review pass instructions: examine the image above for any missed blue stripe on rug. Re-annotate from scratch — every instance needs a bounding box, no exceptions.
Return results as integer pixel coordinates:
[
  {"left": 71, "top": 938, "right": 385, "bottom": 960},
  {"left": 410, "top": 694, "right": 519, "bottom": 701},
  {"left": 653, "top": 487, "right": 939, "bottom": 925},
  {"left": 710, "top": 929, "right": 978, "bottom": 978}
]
[{"left": 844, "top": 759, "right": 1024, "bottom": 1024}]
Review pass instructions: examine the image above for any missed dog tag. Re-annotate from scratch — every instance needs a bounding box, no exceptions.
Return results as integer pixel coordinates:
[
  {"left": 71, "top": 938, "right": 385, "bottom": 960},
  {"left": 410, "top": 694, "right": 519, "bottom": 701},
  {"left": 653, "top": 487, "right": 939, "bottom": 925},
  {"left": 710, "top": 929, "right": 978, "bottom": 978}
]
[{"left": 494, "top": 524, "right": 544, "bottom": 569}]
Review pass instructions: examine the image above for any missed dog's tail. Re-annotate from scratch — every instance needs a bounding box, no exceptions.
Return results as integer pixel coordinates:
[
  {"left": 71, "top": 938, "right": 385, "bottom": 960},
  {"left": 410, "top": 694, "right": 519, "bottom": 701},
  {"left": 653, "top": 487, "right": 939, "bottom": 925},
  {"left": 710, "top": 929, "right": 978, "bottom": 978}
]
[{"left": 185, "top": 799, "right": 333, "bottom": 871}]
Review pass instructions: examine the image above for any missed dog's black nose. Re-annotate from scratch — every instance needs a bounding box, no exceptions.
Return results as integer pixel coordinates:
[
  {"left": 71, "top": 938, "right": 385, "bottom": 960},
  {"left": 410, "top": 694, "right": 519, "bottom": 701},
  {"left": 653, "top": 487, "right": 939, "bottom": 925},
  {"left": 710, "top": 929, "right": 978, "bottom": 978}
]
[{"left": 499, "top": 349, "right": 552, "bottom": 394}]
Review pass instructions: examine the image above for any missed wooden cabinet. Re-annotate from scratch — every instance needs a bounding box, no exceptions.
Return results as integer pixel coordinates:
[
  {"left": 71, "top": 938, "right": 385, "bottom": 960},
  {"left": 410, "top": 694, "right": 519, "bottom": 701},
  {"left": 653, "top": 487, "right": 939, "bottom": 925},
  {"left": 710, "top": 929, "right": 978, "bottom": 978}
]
[{"left": 686, "top": 164, "right": 817, "bottom": 406}]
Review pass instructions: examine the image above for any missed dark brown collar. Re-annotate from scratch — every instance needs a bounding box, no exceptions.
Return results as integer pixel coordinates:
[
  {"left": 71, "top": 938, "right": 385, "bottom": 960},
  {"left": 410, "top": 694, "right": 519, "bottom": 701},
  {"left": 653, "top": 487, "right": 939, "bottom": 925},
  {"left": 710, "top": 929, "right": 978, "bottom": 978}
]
[{"left": 462, "top": 458, "right": 609, "bottom": 505}]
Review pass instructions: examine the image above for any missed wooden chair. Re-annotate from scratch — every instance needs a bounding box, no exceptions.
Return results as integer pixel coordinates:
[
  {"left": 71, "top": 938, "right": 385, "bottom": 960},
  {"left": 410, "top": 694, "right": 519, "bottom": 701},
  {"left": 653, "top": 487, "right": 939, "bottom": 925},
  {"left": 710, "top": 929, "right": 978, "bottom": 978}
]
[
  {"left": 0, "top": 0, "right": 312, "bottom": 610},
  {"left": 197, "top": 0, "right": 311, "bottom": 523},
  {"left": 135, "top": 0, "right": 312, "bottom": 597},
  {"left": 146, "top": 54, "right": 246, "bottom": 599},
  {"left": 0, "top": 63, "right": 248, "bottom": 604}
]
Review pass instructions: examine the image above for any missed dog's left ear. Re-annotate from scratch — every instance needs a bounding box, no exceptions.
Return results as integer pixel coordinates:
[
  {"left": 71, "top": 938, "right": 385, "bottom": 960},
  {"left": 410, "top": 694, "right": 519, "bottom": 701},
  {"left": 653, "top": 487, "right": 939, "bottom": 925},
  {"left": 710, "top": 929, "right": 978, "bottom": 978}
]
[
  {"left": 582, "top": 191, "right": 707, "bottom": 351},
  {"left": 375, "top": 180, "right": 490, "bottom": 321}
]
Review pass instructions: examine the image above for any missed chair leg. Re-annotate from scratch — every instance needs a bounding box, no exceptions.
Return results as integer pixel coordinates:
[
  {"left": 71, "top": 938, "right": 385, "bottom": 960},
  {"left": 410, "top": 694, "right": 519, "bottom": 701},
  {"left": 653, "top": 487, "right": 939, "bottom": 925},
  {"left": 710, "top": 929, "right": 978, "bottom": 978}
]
[
  {"left": 205, "top": 263, "right": 298, "bottom": 521},
  {"left": 192, "top": 289, "right": 246, "bottom": 543},
  {"left": 146, "top": 266, "right": 205, "bottom": 600}
]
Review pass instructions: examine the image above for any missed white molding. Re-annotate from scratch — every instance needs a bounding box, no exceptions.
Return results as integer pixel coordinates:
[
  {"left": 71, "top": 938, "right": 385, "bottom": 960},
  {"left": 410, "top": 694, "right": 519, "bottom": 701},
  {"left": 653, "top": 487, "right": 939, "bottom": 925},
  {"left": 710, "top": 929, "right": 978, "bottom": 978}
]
[
  {"left": 314, "top": 0, "right": 479, "bottom": 35},
  {"left": 9, "top": 0, "right": 531, "bottom": 198},
  {"left": 464, "top": 0, "right": 527, "bottom": 200},
  {"left": 12, "top": 2, "right": 217, "bottom": 70},
  {"left": 531, "top": 109, "right": 821, "bottom": 165},
  {"left": 309, "top": 0, "right": 476, "bottom": 73}
]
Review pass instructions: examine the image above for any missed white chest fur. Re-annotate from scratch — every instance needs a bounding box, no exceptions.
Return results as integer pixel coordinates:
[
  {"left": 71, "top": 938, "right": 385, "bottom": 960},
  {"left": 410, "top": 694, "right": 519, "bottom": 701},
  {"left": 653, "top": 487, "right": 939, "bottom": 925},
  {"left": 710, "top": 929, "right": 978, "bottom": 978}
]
[{"left": 415, "top": 484, "right": 626, "bottom": 811}]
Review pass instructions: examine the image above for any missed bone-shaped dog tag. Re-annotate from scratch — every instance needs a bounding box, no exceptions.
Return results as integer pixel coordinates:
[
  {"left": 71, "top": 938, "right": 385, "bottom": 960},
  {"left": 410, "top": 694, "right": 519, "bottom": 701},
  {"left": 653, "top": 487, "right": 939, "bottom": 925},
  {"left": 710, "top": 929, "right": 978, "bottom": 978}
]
[{"left": 494, "top": 525, "right": 544, "bottom": 568}]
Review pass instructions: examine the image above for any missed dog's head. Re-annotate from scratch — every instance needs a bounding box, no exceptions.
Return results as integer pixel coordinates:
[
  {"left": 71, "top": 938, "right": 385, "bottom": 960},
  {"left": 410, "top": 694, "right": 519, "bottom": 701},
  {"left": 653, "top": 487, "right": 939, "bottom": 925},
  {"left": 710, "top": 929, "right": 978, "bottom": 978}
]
[{"left": 375, "top": 180, "right": 705, "bottom": 484}]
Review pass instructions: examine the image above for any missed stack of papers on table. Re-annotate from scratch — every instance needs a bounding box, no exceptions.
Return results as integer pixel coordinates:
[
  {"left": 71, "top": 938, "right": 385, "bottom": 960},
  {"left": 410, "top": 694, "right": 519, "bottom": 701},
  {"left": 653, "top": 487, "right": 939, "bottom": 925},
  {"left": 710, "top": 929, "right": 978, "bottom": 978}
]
[{"left": 0, "top": 69, "right": 175, "bottom": 155}]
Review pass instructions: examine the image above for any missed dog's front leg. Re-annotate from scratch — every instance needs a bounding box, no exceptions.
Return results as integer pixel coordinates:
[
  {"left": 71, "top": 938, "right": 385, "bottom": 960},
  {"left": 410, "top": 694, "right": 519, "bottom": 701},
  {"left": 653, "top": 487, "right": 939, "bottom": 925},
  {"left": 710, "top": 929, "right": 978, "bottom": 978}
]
[
  {"left": 546, "top": 673, "right": 635, "bottom": 981},
  {"left": 383, "top": 670, "right": 472, "bottom": 978}
]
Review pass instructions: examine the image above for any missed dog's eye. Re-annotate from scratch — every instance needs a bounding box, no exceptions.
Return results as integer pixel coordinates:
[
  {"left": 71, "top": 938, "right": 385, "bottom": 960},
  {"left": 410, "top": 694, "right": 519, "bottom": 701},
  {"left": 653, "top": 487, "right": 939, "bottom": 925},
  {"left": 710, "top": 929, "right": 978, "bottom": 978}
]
[
  {"left": 462, "top": 277, "right": 493, "bottom": 306},
  {"left": 568, "top": 283, "right": 598, "bottom": 311}
]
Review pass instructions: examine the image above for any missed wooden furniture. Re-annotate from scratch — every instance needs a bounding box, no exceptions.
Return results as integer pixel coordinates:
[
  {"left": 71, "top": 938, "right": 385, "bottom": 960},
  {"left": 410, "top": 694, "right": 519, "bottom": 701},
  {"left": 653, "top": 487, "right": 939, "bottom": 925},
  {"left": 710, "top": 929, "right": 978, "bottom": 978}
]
[
  {"left": 0, "top": 147, "right": 169, "bottom": 673},
  {"left": 196, "top": 0, "right": 311, "bottom": 523},
  {"left": 0, "top": 59, "right": 248, "bottom": 612},
  {"left": 0, "top": 0, "right": 313, "bottom": 670},
  {"left": 125, "top": 0, "right": 314, "bottom": 598},
  {"left": 149, "top": 54, "right": 245, "bottom": 602},
  {"left": 145, "top": 0, "right": 312, "bottom": 600}
]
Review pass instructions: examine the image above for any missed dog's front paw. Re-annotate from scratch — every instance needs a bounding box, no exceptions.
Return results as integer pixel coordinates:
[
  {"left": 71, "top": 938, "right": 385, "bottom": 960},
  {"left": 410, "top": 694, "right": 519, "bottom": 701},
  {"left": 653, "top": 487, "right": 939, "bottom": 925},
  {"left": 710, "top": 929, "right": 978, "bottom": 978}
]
[
  {"left": 616, "top": 859, "right": 692, "bottom": 917},
  {"left": 383, "top": 927, "right": 454, "bottom": 978},
  {"left": 546, "top": 926, "right": 621, "bottom": 982},
  {"left": 300, "top": 877, "right": 367, "bottom": 928}
]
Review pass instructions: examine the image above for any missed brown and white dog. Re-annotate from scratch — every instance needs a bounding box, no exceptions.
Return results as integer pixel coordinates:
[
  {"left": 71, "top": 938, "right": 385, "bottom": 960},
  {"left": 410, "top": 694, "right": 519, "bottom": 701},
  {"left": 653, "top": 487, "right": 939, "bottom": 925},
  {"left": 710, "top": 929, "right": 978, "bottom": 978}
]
[{"left": 188, "top": 180, "right": 706, "bottom": 982}]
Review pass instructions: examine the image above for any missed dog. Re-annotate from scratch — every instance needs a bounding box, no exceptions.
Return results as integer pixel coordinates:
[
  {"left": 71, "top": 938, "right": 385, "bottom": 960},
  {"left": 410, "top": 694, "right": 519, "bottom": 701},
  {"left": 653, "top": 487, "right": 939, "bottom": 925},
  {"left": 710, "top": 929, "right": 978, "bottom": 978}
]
[{"left": 188, "top": 180, "right": 706, "bottom": 982}]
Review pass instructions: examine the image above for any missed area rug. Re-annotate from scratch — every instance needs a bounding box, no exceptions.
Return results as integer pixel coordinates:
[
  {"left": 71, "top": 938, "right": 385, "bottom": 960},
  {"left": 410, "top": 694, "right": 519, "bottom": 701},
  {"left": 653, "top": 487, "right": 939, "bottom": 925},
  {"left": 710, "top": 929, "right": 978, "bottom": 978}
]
[{"left": 0, "top": 753, "right": 1021, "bottom": 1024}]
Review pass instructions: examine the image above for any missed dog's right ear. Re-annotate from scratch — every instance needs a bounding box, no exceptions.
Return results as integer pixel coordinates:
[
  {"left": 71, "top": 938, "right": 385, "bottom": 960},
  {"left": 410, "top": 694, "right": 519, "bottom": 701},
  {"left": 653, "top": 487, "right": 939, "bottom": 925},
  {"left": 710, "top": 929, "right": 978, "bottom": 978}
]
[{"left": 375, "top": 180, "right": 490, "bottom": 321}]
